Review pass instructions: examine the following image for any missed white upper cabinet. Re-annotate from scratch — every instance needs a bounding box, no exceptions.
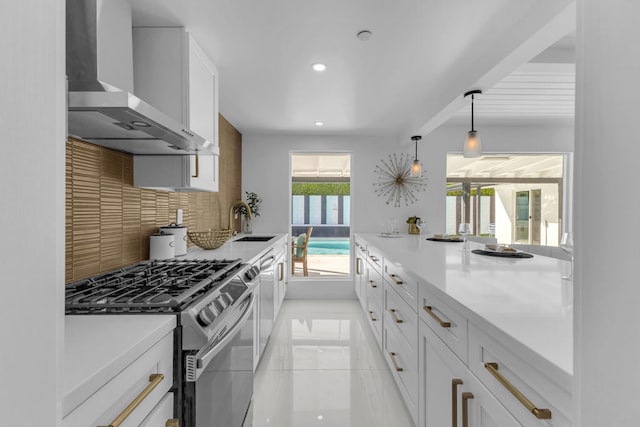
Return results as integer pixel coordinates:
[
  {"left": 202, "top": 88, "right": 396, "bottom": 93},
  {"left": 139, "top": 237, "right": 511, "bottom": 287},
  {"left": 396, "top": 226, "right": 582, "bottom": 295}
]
[{"left": 132, "top": 27, "right": 219, "bottom": 192}]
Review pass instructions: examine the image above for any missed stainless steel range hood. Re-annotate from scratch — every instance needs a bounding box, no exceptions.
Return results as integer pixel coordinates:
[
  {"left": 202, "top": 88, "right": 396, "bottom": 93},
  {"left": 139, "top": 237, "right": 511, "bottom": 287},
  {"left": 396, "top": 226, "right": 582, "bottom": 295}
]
[{"left": 66, "top": 0, "right": 216, "bottom": 155}]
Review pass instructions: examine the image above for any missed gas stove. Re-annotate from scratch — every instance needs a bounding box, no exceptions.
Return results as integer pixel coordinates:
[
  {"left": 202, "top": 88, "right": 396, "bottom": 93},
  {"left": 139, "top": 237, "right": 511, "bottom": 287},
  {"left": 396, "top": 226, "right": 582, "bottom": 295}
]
[
  {"left": 65, "top": 258, "right": 245, "bottom": 314},
  {"left": 65, "top": 257, "right": 262, "bottom": 427}
]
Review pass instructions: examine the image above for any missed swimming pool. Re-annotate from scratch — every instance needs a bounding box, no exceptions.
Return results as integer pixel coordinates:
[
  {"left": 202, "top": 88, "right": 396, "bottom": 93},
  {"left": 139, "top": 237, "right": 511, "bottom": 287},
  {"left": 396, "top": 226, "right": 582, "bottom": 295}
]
[{"left": 307, "top": 239, "right": 351, "bottom": 255}]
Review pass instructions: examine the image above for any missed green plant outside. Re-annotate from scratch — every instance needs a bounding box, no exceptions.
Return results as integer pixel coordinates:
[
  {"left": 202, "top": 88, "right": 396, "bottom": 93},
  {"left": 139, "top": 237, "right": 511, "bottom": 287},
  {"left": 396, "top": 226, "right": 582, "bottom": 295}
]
[
  {"left": 292, "top": 182, "right": 350, "bottom": 196},
  {"left": 446, "top": 188, "right": 495, "bottom": 197}
]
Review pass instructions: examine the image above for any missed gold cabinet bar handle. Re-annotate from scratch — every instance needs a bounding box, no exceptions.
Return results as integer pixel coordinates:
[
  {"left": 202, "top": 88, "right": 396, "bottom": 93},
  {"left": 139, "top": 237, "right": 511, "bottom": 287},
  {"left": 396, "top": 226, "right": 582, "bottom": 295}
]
[
  {"left": 369, "top": 255, "right": 378, "bottom": 262},
  {"left": 484, "top": 362, "right": 552, "bottom": 419},
  {"left": 388, "top": 273, "right": 403, "bottom": 285},
  {"left": 166, "top": 420, "right": 179, "bottom": 427},
  {"left": 356, "top": 257, "right": 361, "bottom": 275},
  {"left": 278, "top": 262, "right": 284, "bottom": 281},
  {"left": 423, "top": 305, "right": 451, "bottom": 328},
  {"left": 369, "top": 280, "right": 377, "bottom": 288},
  {"left": 452, "top": 379, "right": 463, "bottom": 427},
  {"left": 368, "top": 310, "right": 377, "bottom": 321},
  {"left": 191, "top": 154, "right": 200, "bottom": 178},
  {"left": 462, "top": 392, "right": 474, "bottom": 427},
  {"left": 98, "top": 373, "right": 164, "bottom": 427},
  {"left": 389, "top": 308, "right": 403, "bottom": 324},
  {"left": 389, "top": 352, "right": 404, "bottom": 372}
]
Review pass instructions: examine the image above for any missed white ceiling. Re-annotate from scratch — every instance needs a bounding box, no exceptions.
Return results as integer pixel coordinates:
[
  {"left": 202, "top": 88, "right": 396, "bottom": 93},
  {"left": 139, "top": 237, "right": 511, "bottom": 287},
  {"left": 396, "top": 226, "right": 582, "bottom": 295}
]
[{"left": 130, "top": 0, "right": 576, "bottom": 137}]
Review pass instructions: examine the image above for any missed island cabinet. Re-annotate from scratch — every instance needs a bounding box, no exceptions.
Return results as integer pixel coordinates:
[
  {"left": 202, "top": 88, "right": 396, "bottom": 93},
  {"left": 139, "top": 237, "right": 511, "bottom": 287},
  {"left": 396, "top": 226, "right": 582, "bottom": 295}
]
[
  {"left": 364, "top": 243, "right": 384, "bottom": 348},
  {"left": 353, "top": 233, "right": 573, "bottom": 427},
  {"left": 420, "top": 320, "right": 522, "bottom": 427},
  {"left": 382, "top": 263, "right": 420, "bottom": 424}
]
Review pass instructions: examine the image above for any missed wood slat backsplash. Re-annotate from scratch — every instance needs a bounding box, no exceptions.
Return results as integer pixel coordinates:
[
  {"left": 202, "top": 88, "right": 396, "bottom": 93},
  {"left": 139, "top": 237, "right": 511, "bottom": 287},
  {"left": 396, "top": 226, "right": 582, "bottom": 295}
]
[{"left": 65, "top": 114, "right": 242, "bottom": 283}]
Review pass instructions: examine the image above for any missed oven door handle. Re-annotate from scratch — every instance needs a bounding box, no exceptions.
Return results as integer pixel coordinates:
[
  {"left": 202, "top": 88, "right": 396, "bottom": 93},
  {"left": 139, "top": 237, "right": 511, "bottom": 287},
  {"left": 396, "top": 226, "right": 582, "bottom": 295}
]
[{"left": 193, "top": 291, "right": 256, "bottom": 379}]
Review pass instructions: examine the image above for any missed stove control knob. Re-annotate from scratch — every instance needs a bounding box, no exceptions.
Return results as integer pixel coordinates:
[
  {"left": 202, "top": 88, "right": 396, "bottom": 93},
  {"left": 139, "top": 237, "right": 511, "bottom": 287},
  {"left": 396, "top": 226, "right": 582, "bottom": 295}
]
[
  {"left": 219, "top": 293, "right": 233, "bottom": 306},
  {"left": 197, "top": 306, "right": 217, "bottom": 327},
  {"left": 212, "top": 299, "right": 225, "bottom": 313},
  {"left": 245, "top": 267, "right": 258, "bottom": 281}
]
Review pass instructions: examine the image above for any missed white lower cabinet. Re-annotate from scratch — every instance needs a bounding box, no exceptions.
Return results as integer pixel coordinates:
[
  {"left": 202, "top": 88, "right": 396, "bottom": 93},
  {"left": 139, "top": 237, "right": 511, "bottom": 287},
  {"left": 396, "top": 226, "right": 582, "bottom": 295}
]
[
  {"left": 139, "top": 393, "right": 176, "bottom": 427},
  {"left": 353, "top": 234, "right": 572, "bottom": 427},
  {"left": 420, "top": 320, "right": 522, "bottom": 427},
  {"left": 63, "top": 332, "right": 174, "bottom": 427},
  {"left": 383, "top": 312, "right": 418, "bottom": 424}
]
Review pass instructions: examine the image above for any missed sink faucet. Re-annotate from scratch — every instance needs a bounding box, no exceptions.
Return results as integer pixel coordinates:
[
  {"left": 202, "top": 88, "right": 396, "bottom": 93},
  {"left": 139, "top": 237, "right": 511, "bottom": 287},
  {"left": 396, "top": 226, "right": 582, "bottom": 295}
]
[{"left": 229, "top": 200, "right": 253, "bottom": 229}]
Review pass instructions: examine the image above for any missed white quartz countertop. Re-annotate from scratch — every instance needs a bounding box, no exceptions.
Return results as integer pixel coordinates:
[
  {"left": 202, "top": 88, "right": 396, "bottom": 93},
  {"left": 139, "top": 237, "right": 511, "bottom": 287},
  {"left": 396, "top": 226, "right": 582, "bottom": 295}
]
[
  {"left": 63, "top": 315, "right": 176, "bottom": 417},
  {"left": 357, "top": 233, "right": 573, "bottom": 380},
  {"left": 185, "top": 233, "right": 287, "bottom": 264}
]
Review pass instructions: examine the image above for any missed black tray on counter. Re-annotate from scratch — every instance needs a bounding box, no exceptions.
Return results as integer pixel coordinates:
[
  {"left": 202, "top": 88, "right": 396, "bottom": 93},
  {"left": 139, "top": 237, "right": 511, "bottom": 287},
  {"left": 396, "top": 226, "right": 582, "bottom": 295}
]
[
  {"left": 471, "top": 249, "right": 533, "bottom": 258},
  {"left": 427, "top": 237, "right": 463, "bottom": 242}
]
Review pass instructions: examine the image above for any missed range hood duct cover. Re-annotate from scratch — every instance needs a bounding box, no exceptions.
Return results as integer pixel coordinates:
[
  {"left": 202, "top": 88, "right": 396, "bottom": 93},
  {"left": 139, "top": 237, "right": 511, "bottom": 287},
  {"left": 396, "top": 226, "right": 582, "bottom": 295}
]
[{"left": 66, "top": 0, "right": 216, "bottom": 155}]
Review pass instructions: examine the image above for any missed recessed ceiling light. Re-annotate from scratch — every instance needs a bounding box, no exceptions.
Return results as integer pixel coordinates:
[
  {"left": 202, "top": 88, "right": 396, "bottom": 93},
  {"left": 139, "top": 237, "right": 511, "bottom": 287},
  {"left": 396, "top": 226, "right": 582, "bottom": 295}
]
[
  {"left": 357, "top": 30, "right": 372, "bottom": 41},
  {"left": 314, "top": 121, "right": 324, "bottom": 126},
  {"left": 312, "top": 63, "right": 327, "bottom": 72}
]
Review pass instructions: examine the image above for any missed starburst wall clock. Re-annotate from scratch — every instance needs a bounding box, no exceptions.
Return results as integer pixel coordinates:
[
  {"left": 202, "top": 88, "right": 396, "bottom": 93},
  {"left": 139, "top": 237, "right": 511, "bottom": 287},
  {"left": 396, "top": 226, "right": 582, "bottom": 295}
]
[{"left": 373, "top": 153, "right": 427, "bottom": 207}]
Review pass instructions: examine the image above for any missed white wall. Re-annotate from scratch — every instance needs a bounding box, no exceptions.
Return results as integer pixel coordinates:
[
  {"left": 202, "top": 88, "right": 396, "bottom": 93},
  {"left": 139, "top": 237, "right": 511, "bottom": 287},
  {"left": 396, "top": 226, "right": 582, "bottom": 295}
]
[
  {"left": 575, "top": 1, "right": 640, "bottom": 425},
  {"left": 243, "top": 124, "right": 573, "bottom": 238},
  {"left": 0, "top": 1, "right": 65, "bottom": 425}
]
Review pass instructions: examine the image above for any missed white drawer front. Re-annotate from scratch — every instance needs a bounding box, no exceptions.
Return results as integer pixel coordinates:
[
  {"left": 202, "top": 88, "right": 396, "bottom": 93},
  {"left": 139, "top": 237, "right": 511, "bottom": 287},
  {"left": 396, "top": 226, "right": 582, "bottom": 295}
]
[
  {"left": 366, "top": 245, "right": 383, "bottom": 274},
  {"left": 384, "top": 283, "right": 418, "bottom": 352},
  {"left": 419, "top": 289, "right": 468, "bottom": 363},
  {"left": 63, "top": 332, "right": 174, "bottom": 427},
  {"left": 366, "top": 291, "right": 383, "bottom": 347},
  {"left": 383, "top": 259, "right": 418, "bottom": 312},
  {"left": 469, "top": 324, "right": 572, "bottom": 427},
  {"left": 366, "top": 267, "right": 384, "bottom": 305},
  {"left": 383, "top": 318, "right": 418, "bottom": 424},
  {"left": 139, "top": 392, "right": 175, "bottom": 427}
]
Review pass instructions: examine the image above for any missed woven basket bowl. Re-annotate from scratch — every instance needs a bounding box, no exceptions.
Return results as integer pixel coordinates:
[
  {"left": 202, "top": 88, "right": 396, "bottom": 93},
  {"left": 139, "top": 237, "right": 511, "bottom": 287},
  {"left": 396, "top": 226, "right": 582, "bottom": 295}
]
[{"left": 187, "top": 229, "right": 234, "bottom": 250}]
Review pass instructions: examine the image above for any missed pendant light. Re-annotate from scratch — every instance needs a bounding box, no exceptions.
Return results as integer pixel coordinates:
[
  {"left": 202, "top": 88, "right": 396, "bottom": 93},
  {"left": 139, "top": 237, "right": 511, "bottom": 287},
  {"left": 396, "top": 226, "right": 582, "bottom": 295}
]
[
  {"left": 463, "top": 90, "right": 482, "bottom": 158},
  {"left": 410, "top": 135, "right": 422, "bottom": 177}
]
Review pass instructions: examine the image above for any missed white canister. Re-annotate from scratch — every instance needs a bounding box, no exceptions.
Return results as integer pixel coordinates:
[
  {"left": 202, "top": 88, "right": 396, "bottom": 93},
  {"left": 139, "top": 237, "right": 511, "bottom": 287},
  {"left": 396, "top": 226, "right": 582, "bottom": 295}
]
[
  {"left": 149, "top": 233, "right": 175, "bottom": 260},
  {"left": 159, "top": 224, "right": 188, "bottom": 256}
]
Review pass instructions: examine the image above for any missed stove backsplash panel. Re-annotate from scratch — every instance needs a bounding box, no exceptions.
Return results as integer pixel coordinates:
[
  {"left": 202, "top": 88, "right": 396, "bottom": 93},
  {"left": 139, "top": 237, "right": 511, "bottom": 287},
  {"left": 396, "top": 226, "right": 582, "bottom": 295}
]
[{"left": 65, "top": 115, "right": 242, "bottom": 283}]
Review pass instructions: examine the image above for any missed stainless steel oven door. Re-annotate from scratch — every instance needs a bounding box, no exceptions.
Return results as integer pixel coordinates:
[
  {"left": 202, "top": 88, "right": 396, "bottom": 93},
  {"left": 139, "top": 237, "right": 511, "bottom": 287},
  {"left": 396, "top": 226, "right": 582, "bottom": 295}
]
[{"left": 193, "top": 290, "right": 256, "bottom": 427}]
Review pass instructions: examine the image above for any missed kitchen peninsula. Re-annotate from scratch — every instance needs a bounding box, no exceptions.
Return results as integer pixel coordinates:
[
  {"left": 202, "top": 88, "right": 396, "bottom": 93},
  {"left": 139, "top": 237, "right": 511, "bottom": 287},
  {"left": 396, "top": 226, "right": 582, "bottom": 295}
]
[{"left": 354, "top": 233, "right": 572, "bottom": 427}]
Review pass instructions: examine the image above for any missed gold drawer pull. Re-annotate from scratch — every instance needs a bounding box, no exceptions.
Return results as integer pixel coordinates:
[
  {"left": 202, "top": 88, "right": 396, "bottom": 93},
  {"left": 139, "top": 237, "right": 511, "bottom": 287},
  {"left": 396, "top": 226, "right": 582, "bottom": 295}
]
[
  {"left": 369, "top": 280, "right": 377, "bottom": 288},
  {"left": 98, "top": 373, "right": 164, "bottom": 427},
  {"left": 452, "top": 379, "right": 463, "bottom": 427},
  {"left": 462, "top": 392, "right": 474, "bottom": 427},
  {"left": 484, "top": 362, "right": 552, "bottom": 419},
  {"left": 388, "top": 273, "right": 403, "bottom": 285},
  {"left": 166, "top": 420, "right": 179, "bottom": 427},
  {"left": 423, "top": 305, "right": 451, "bottom": 328},
  {"left": 368, "top": 310, "right": 377, "bottom": 321},
  {"left": 389, "top": 308, "right": 403, "bottom": 323},
  {"left": 389, "top": 352, "right": 403, "bottom": 372},
  {"left": 191, "top": 154, "right": 200, "bottom": 178},
  {"left": 356, "top": 257, "right": 362, "bottom": 275},
  {"left": 369, "top": 255, "right": 379, "bottom": 262},
  {"left": 278, "top": 262, "right": 284, "bottom": 281}
]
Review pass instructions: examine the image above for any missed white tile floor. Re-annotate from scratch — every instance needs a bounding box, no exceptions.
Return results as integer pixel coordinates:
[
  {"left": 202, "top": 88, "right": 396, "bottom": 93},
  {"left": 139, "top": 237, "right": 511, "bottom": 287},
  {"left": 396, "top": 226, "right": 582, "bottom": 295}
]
[{"left": 253, "top": 300, "right": 415, "bottom": 427}]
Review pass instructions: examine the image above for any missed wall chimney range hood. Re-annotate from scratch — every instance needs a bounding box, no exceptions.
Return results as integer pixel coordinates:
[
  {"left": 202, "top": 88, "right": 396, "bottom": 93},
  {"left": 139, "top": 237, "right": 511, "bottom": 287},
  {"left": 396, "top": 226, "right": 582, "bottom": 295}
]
[{"left": 66, "top": 0, "right": 217, "bottom": 155}]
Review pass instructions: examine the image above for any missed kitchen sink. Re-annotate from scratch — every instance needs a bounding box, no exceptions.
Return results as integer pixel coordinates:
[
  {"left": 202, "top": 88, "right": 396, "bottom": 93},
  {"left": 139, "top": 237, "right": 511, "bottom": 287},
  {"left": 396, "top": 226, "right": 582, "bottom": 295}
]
[{"left": 234, "top": 236, "right": 275, "bottom": 242}]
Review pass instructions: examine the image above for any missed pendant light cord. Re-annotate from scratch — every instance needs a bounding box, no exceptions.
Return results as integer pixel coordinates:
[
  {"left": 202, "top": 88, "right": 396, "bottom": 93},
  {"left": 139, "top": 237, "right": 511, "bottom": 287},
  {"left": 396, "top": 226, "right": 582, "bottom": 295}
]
[
  {"left": 415, "top": 139, "right": 418, "bottom": 161},
  {"left": 471, "top": 93, "right": 475, "bottom": 132}
]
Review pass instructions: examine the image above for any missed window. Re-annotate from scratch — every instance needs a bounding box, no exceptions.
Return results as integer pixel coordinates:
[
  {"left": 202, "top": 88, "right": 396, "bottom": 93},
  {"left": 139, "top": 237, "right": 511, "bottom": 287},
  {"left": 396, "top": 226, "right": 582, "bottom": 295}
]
[
  {"left": 290, "top": 153, "right": 351, "bottom": 278},
  {"left": 446, "top": 154, "right": 565, "bottom": 246}
]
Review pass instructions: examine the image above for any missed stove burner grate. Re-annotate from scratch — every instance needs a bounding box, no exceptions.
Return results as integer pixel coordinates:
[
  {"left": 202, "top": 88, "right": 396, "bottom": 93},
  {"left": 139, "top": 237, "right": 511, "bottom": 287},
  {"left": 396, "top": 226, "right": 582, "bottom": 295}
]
[{"left": 65, "top": 258, "right": 242, "bottom": 313}]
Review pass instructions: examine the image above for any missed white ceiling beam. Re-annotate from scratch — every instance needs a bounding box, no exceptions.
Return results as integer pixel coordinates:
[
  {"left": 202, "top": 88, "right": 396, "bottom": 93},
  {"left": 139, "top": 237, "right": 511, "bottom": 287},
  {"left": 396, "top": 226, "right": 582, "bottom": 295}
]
[{"left": 416, "top": 1, "right": 576, "bottom": 136}]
